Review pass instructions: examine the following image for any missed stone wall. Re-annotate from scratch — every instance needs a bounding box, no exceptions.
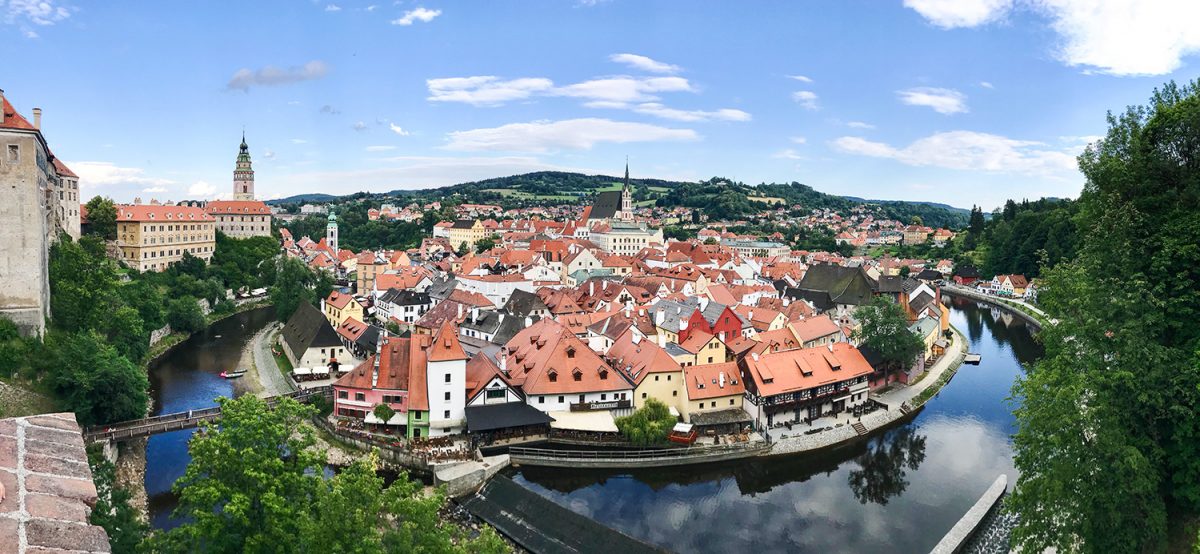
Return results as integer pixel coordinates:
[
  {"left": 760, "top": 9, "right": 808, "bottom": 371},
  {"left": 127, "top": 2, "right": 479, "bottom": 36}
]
[
  {"left": 931, "top": 474, "right": 1008, "bottom": 554},
  {"left": 0, "top": 412, "right": 112, "bottom": 553},
  {"left": 149, "top": 324, "right": 173, "bottom": 347}
]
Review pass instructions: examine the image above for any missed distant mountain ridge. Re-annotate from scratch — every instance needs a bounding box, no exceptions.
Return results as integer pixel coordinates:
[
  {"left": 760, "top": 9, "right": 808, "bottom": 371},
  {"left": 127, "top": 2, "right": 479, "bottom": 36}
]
[{"left": 268, "top": 171, "right": 972, "bottom": 228}]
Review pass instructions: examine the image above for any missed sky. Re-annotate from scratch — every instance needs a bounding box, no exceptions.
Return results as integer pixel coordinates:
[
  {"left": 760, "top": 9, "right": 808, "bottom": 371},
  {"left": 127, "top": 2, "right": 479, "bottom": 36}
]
[{"left": 4, "top": 0, "right": 1200, "bottom": 211}]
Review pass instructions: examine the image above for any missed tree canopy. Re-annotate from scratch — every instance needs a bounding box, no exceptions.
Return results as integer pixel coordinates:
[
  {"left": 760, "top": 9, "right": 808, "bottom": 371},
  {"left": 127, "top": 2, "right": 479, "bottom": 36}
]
[
  {"left": 1008, "top": 80, "right": 1200, "bottom": 552},
  {"left": 853, "top": 297, "right": 924, "bottom": 370},
  {"left": 83, "top": 196, "right": 117, "bottom": 240},
  {"left": 615, "top": 398, "right": 677, "bottom": 445}
]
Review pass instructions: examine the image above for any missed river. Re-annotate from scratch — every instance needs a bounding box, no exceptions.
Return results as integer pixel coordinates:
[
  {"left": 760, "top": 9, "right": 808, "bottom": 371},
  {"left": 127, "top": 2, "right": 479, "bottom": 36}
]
[
  {"left": 144, "top": 306, "right": 276, "bottom": 530},
  {"left": 508, "top": 297, "right": 1043, "bottom": 553}
]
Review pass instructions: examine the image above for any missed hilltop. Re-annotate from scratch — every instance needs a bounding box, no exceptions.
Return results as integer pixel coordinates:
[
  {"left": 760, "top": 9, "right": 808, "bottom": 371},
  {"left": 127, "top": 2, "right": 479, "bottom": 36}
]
[{"left": 268, "top": 171, "right": 971, "bottom": 228}]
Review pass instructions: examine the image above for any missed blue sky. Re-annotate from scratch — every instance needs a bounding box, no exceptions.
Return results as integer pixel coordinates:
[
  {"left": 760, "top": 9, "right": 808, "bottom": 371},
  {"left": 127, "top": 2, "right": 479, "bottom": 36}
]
[{"left": 3, "top": 0, "right": 1199, "bottom": 210}]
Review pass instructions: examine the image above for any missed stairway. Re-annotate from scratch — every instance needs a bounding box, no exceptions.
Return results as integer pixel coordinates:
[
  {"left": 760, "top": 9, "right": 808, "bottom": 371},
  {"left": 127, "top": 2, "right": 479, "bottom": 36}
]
[{"left": 852, "top": 422, "right": 868, "bottom": 436}]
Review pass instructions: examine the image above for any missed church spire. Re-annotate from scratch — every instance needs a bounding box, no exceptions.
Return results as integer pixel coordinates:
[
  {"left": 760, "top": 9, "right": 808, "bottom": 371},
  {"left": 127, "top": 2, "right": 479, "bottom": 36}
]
[{"left": 624, "top": 156, "right": 630, "bottom": 191}]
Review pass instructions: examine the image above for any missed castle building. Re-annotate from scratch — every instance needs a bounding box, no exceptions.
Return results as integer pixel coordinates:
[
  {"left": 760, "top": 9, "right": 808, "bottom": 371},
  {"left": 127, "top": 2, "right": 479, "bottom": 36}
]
[
  {"left": 326, "top": 212, "right": 338, "bottom": 253},
  {"left": 115, "top": 204, "right": 216, "bottom": 272},
  {"left": 203, "top": 134, "right": 272, "bottom": 238},
  {"left": 0, "top": 89, "right": 81, "bottom": 336}
]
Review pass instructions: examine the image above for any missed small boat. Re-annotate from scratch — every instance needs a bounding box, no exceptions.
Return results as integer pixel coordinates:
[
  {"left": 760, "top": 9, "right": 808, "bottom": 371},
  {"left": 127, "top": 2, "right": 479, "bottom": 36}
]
[
  {"left": 220, "top": 369, "right": 248, "bottom": 379},
  {"left": 964, "top": 353, "right": 982, "bottom": 364}
]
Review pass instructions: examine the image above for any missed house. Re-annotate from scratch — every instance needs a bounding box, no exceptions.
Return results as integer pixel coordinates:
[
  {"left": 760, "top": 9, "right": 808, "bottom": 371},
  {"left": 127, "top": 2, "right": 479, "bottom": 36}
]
[
  {"left": 323, "top": 291, "right": 364, "bottom": 329},
  {"left": 793, "top": 265, "right": 878, "bottom": 314},
  {"left": 682, "top": 362, "right": 749, "bottom": 432},
  {"left": 740, "top": 343, "right": 874, "bottom": 428},
  {"left": 606, "top": 329, "right": 684, "bottom": 413},
  {"left": 953, "top": 265, "right": 982, "bottom": 286},
  {"left": 334, "top": 317, "right": 380, "bottom": 361},
  {"left": 504, "top": 289, "right": 550, "bottom": 320},
  {"left": 501, "top": 319, "right": 634, "bottom": 413},
  {"left": 282, "top": 302, "right": 348, "bottom": 369},
  {"left": 447, "top": 219, "right": 487, "bottom": 251},
  {"left": 376, "top": 288, "right": 431, "bottom": 326},
  {"left": 993, "top": 274, "right": 1029, "bottom": 296}
]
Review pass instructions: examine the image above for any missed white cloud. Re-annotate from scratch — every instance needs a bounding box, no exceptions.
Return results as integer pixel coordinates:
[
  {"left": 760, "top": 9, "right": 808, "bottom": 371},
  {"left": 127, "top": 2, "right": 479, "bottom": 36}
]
[
  {"left": 366, "top": 145, "right": 397, "bottom": 152},
  {"left": 227, "top": 60, "right": 330, "bottom": 91},
  {"left": 787, "top": 75, "right": 813, "bottom": 83},
  {"left": 290, "top": 138, "right": 308, "bottom": 144},
  {"left": 443, "top": 118, "right": 698, "bottom": 153},
  {"left": 73, "top": 162, "right": 174, "bottom": 190},
  {"left": 4, "top": 0, "right": 71, "bottom": 27},
  {"left": 325, "top": 4, "right": 341, "bottom": 12},
  {"left": 791, "top": 90, "right": 818, "bottom": 110},
  {"left": 897, "top": 87, "right": 968, "bottom": 114},
  {"left": 789, "top": 136, "right": 807, "bottom": 144},
  {"left": 1036, "top": 0, "right": 1200, "bottom": 76},
  {"left": 980, "top": 81, "right": 994, "bottom": 89},
  {"left": 903, "top": 0, "right": 1012, "bottom": 29},
  {"left": 847, "top": 121, "right": 875, "bottom": 129},
  {"left": 188, "top": 181, "right": 217, "bottom": 198},
  {"left": 388, "top": 123, "right": 410, "bottom": 135},
  {"left": 392, "top": 7, "right": 440, "bottom": 25},
  {"left": 773, "top": 149, "right": 803, "bottom": 160},
  {"left": 353, "top": 121, "right": 367, "bottom": 132},
  {"left": 629, "top": 103, "right": 750, "bottom": 122},
  {"left": 262, "top": 148, "right": 276, "bottom": 159},
  {"left": 554, "top": 76, "right": 694, "bottom": 103},
  {"left": 142, "top": 186, "right": 168, "bottom": 193},
  {"left": 426, "top": 76, "right": 555, "bottom": 106},
  {"left": 831, "top": 130, "right": 1079, "bottom": 178},
  {"left": 609, "top": 53, "right": 681, "bottom": 74},
  {"left": 365, "top": 5, "right": 377, "bottom": 11}
]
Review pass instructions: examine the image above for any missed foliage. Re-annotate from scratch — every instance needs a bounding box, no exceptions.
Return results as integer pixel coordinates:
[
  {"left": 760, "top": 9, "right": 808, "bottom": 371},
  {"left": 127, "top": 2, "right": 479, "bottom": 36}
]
[
  {"left": 977, "top": 198, "right": 1078, "bottom": 278},
  {"left": 49, "top": 236, "right": 123, "bottom": 333},
  {"left": 87, "top": 447, "right": 149, "bottom": 553},
  {"left": 157, "top": 395, "right": 507, "bottom": 553},
  {"left": 83, "top": 196, "right": 117, "bottom": 240},
  {"left": 42, "top": 331, "right": 149, "bottom": 426},
  {"left": 474, "top": 235, "right": 497, "bottom": 253},
  {"left": 615, "top": 398, "right": 677, "bottom": 445},
  {"left": 283, "top": 200, "right": 427, "bottom": 251},
  {"left": 853, "top": 297, "right": 924, "bottom": 371},
  {"left": 847, "top": 427, "right": 927, "bottom": 506},
  {"left": 270, "top": 257, "right": 323, "bottom": 322},
  {"left": 373, "top": 403, "right": 396, "bottom": 424},
  {"left": 1008, "top": 79, "right": 1200, "bottom": 552},
  {"left": 166, "top": 296, "right": 206, "bottom": 334}
]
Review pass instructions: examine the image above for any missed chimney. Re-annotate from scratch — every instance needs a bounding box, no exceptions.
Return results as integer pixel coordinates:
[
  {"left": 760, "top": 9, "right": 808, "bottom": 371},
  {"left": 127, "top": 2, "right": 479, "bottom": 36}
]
[
  {"left": 525, "top": 317, "right": 532, "bottom": 327},
  {"left": 499, "top": 354, "right": 507, "bottom": 375},
  {"left": 589, "top": 282, "right": 594, "bottom": 296},
  {"left": 472, "top": 307, "right": 479, "bottom": 323},
  {"left": 457, "top": 303, "right": 463, "bottom": 320},
  {"left": 0, "top": 89, "right": 5, "bottom": 124},
  {"left": 751, "top": 352, "right": 759, "bottom": 362},
  {"left": 719, "top": 372, "right": 726, "bottom": 389},
  {"left": 31, "top": 107, "right": 41, "bottom": 129},
  {"left": 134, "top": 197, "right": 142, "bottom": 205},
  {"left": 679, "top": 317, "right": 688, "bottom": 331},
  {"left": 698, "top": 297, "right": 709, "bottom": 310},
  {"left": 655, "top": 310, "right": 664, "bottom": 326}
]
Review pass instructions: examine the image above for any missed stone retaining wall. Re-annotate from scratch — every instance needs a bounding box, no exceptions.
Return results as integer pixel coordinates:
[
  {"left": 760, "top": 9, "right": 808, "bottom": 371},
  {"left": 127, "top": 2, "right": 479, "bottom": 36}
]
[
  {"left": 942, "top": 287, "right": 1042, "bottom": 329},
  {"left": 931, "top": 474, "right": 1008, "bottom": 554}
]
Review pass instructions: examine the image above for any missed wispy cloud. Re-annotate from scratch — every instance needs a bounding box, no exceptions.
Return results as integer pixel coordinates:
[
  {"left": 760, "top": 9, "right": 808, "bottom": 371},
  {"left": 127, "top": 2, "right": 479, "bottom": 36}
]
[
  {"left": 4, "top": 0, "right": 71, "bottom": 27},
  {"left": 629, "top": 103, "right": 750, "bottom": 122},
  {"left": 790, "top": 136, "right": 807, "bottom": 144},
  {"left": 290, "top": 138, "right": 308, "bottom": 144},
  {"left": 142, "top": 186, "right": 168, "bottom": 193},
  {"left": 787, "top": 75, "right": 813, "bottom": 83},
  {"left": 896, "top": 87, "right": 967, "bottom": 114},
  {"left": 319, "top": 104, "right": 341, "bottom": 115},
  {"left": 791, "top": 90, "right": 819, "bottom": 110},
  {"left": 979, "top": 81, "right": 994, "bottom": 89},
  {"left": 554, "top": 76, "right": 694, "bottom": 104},
  {"left": 353, "top": 121, "right": 367, "bottom": 132},
  {"left": 227, "top": 60, "right": 330, "bottom": 91},
  {"left": 389, "top": 123, "right": 410, "bottom": 135},
  {"left": 903, "top": 0, "right": 1011, "bottom": 29},
  {"left": 392, "top": 7, "right": 440, "bottom": 25},
  {"left": 772, "top": 149, "right": 804, "bottom": 160},
  {"left": 609, "top": 53, "right": 681, "bottom": 74},
  {"left": 188, "top": 181, "right": 216, "bottom": 198},
  {"left": 324, "top": 4, "right": 341, "bottom": 12},
  {"left": 426, "top": 76, "right": 554, "bottom": 106},
  {"left": 443, "top": 118, "right": 698, "bottom": 153},
  {"left": 831, "top": 130, "right": 1078, "bottom": 178},
  {"left": 73, "top": 161, "right": 174, "bottom": 189},
  {"left": 847, "top": 121, "right": 875, "bottom": 130}
]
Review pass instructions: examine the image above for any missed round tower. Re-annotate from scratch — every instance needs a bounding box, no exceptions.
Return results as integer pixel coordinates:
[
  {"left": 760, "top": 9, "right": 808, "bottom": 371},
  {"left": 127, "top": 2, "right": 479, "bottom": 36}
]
[
  {"left": 233, "top": 133, "right": 255, "bottom": 200},
  {"left": 326, "top": 212, "right": 338, "bottom": 253}
]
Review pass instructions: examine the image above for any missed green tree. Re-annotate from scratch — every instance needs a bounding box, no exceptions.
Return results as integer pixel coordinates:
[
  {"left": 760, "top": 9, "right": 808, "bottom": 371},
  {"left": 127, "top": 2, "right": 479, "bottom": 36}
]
[
  {"left": 104, "top": 306, "right": 148, "bottom": 363},
  {"left": 1008, "top": 80, "right": 1200, "bottom": 552},
  {"left": 615, "top": 398, "right": 676, "bottom": 445},
  {"left": 373, "top": 403, "right": 396, "bottom": 424},
  {"left": 474, "top": 235, "right": 497, "bottom": 253},
  {"left": 87, "top": 447, "right": 148, "bottom": 553},
  {"left": 271, "top": 257, "right": 318, "bottom": 322},
  {"left": 44, "top": 331, "right": 149, "bottom": 426},
  {"left": 853, "top": 297, "right": 923, "bottom": 373},
  {"left": 84, "top": 196, "right": 117, "bottom": 240},
  {"left": 166, "top": 296, "right": 205, "bottom": 334},
  {"left": 48, "top": 236, "right": 121, "bottom": 333}
]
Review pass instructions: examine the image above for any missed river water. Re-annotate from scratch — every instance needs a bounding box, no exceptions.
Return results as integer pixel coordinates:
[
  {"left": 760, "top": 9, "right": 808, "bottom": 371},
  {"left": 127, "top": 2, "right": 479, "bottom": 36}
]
[
  {"left": 508, "top": 297, "right": 1042, "bottom": 553},
  {"left": 144, "top": 306, "right": 276, "bottom": 530}
]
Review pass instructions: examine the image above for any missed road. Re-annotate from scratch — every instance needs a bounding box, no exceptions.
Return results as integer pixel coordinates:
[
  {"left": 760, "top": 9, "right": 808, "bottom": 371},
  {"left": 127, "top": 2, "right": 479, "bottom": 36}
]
[{"left": 251, "top": 322, "right": 295, "bottom": 396}]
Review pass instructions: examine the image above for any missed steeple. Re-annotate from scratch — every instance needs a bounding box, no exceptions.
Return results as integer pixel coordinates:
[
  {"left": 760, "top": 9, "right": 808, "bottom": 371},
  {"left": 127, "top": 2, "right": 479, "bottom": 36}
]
[
  {"left": 233, "top": 132, "right": 255, "bottom": 200},
  {"left": 619, "top": 157, "right": 633, "bottom": 222},
  {"left": 624, "top": 156, "right": 630, "bottom": 191}
]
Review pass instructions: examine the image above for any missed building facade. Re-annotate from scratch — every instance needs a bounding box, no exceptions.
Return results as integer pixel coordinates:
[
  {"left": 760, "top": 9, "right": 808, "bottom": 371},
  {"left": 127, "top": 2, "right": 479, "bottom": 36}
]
[
  {"left": 115, "top": 204, "right": 216, "bottom": 272},
  {"left": 233, "top": 134, "right": 254, "bottom": 200}
]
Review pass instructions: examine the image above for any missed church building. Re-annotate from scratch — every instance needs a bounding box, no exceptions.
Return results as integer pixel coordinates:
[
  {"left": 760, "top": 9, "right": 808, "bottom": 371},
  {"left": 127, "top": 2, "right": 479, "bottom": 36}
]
[
  {"left": 587, "top": 162, "right": 636, "bottom": 226},
  {"left": 203, "top": 134, "right": 272, "bottom": 238}
]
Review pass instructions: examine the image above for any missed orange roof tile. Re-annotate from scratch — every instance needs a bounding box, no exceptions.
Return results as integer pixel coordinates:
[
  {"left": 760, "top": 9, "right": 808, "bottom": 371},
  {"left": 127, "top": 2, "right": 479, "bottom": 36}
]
[
  {"left": 116, "top": 204, "right": 214, "bottom": 222},
  {"left": 684, "top": 362, "right": 745, "bottom": 401},
  {"left": 204, "top": 200, "right": 270, "bottom": 214}
]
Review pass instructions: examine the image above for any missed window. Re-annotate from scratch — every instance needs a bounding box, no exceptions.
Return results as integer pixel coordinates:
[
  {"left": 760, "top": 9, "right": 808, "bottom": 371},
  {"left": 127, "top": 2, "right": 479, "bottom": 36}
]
[
  {"left": 578, "top": 394, "right": 585, "bottom": 403},
  {"left": 355, "top": 392, "right": 365, "bottom": 401},
  {"left": 711, "top": 401, "right": 717, "bottom": 408},
  {"left": 600, "top": 393, "right": 606, "bottom": 401},
  {"left": 548, "top": 371, "right": 557, "bottom": 383},
  {"left": 7, "top": 144, "right": 18, "bottom": 163},
  {"left": 338, "top": 391, "right": 348, "bottom": 399},
  {"left": 708, "top": 357, "right": 714, "bottom": 364},
  {"left": 444, "top": 373, "right": 451, "bottom": 383},
  {"left": 672, "top": 390, "right": 678, "bottom": 397},
  {"left": 641, "top": 392, "right": 647, "bottom": 399},
  {"left": 538, "top": 396, "right": 545, "bottom": 404},
  {"left": 730, "top": 398, "right": 735, "bottom": 405},
  {"left": 654, "top": 375, "right": 659, "bottom": 381},
  {"left": 486, "top": 389, "right": 505, "bottom": 400},
  {"left": 443, "top": 410, "right": 450, "bottom": 419},
  {"left": 444, "top": 391, "right": 451, "bottom": 401}
]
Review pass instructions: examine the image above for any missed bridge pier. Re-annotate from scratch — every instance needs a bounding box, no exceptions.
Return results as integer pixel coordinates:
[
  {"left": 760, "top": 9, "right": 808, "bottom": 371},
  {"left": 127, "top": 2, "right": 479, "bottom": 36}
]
[{"left": 101, "top": 438, "right": 118, "bottom": 464}]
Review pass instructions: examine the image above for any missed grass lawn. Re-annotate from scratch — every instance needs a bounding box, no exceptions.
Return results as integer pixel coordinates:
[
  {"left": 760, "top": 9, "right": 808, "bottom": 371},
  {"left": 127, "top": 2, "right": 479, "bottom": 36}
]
[{"left": 272, "top": 338, "right": 294, "bottom": 381}]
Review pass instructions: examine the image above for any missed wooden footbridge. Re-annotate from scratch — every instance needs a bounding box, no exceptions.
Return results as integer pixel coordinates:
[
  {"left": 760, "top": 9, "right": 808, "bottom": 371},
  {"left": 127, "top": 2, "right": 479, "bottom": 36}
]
[{"left": 83, "top": 386, "right": 333, "bottom": 443}]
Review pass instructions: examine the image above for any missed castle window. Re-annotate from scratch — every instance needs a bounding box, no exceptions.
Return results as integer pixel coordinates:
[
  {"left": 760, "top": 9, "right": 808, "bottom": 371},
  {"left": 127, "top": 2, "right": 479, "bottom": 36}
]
[{"left": 6, "top": 144, "right": 17, "bottom": 163}]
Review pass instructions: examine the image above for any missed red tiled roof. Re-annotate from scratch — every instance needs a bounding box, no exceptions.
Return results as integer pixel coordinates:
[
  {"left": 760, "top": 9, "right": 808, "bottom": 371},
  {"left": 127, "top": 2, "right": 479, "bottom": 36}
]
[
  {"left": 428, "top": 321, "right": 468, "bottom": 362},
  {"left": 116, "top": 204, "right": 214, "bottom": 222},
  {"left": 326, "top": 291, "right": 357, "bottom": 310},
  {"left": 743, "top": 343, "right": 873, "bottom": 398},
  {"left": 0, "top": 96, "right": 35, "bottom": 131},
  {"left": 52, "top": 158, "right": 78, "bottom": 178},
  {"left": 204, "top": 200, "right": 270, "bottom": 214},
  {"left": 502, "top": 319, "right": 629, "bottom": 395},
  {"left": 684, "top": 362, "right": 744, "bottom": 401}
]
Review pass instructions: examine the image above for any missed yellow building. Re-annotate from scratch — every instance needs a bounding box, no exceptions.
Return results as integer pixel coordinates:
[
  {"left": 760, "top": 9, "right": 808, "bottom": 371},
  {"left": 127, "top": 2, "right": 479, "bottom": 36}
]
[
  {"left": 680, "top": 362, "right": 746, "bottom": 423},
  {"left": 204, "top": 200, "right": 272, "bottom": 238},
  {"left": 116, "top": 204, "right": 216, "bottom": 272},
  {"left": 323, "top": 291, "right": 364, "bottom": 329},
  {"left": 447, "top": 219, "right": 485, "bottom": 251}
]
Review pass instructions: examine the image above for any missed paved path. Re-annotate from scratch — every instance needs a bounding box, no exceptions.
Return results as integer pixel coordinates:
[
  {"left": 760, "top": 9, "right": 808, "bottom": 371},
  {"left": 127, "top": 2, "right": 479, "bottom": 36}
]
[{"left": 252, "top": 323, "right": 295, "bottom": 396}]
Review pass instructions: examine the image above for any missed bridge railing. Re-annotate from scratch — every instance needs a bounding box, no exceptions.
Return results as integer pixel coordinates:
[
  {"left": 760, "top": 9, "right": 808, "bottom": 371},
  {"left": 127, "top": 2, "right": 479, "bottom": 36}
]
[{"left": 84, "top": 386, "right": 334, "bottom": 441}]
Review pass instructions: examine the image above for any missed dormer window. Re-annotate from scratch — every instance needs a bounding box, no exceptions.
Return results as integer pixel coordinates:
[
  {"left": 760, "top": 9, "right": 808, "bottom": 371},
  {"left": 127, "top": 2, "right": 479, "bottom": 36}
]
[
  {"left": 548, "top": 369, "right": 558, "bottom": 382},
  {"left": 599, "top": 369, "right": 608, "bottom": 380},
  {"left": 566, "top": 346, "right": 576, "bottom": 359},
  {"left": 572, "top": 368, "right": 583, "bottom": 382}
]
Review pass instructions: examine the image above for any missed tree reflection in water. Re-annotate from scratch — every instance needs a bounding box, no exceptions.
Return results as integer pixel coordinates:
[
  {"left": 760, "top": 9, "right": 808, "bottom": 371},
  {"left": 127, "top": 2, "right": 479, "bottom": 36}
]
[{"left": 847, "top": 427, "right": 927, "bottom": 506}]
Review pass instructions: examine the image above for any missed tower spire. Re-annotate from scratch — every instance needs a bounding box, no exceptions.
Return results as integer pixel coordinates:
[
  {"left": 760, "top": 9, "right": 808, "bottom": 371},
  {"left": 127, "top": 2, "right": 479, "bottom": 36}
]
[{"left": 624, "top": 156, "right": 630, "bottom": 191}]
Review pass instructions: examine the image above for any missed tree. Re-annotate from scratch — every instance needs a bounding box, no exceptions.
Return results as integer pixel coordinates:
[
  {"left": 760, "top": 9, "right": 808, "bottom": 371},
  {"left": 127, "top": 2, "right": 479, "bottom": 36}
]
[
  {"left": 44, "top": 331, "right": 149, "bottom": 426},
  {"left": 104, "top": 306, "right": 148, "bottom": 363},
  {"left": 87, "top": 447, "right": 148, "bottom": 553},
  {"left": 456, "top": 241, "right": 469, "bottom": 256},
  {"left": 271, "top": 257, "right": 318, "bottom": 322},
  {"left": 166, "top": 296, "right": 205, "bottom": 334},
  {"left": 1008, "top": 80, "right": 1200, "bottom": 551},
  {"left": 853, "top": 297, "right": 923, "bottom": 373},
  {"left": 159, "top": 395, "right": 508, "bottom": 553},
  {"left": 474, "top": 235, "right": 497, "bottom": 253},
  {"left": 49, "top": 236, "right": 121, "bottom": 333},
  {"left": 373, "top": 403, "right": 396, "bottom": 424},
  {"left": 84, "top": 196, "right": 117, "bottom": 240},
  {"left": 615, "top": 398, "right": 676, "bottom": 445}
]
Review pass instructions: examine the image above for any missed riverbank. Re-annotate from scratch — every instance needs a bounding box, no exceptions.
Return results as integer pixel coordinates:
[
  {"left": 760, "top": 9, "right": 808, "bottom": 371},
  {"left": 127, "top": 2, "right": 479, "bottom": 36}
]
[
  {"left": 140, "top": 300, "right": 272, "bottom": 372},
  {"left": 942, "top": 284, "right": 1052, "bottom": 329}
]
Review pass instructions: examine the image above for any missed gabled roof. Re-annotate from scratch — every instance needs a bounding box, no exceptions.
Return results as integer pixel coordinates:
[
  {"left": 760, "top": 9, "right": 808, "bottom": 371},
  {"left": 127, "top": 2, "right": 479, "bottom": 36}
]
[
  {"left": 684, "top": 362, "right": 745, "bottom": 401},
  {"left": 282, "top": 302, "right": 342, "bottom": 357},
  {"left": 504, "top": 289, "right": 549, "bottom": 317},
  {"left": 501, "top": 319, "right": 629, "bottom": 395},
  {"left": 606, "top": 329, "right": 682, "bottom": 386},
  {"left": 796, "top": 264, "right": 877, "bottom": 307},
  {"left": 428, "top": 321, "right": 468, "bottom": 361},
  {"left": 326, "top": 291, "right": 357, "bottom": 310},
  {"left": 589, "top": 190, "right": 623, "bottom": 220},
  {"left": 741, "top": 343, "right": 873, "bottom": 398}
]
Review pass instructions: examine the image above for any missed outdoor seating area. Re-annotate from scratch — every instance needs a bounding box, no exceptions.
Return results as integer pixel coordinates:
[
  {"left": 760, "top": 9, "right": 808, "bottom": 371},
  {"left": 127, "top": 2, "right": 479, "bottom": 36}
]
[{"left": 291, "top": 366, "right": 331, "bottom": 382}]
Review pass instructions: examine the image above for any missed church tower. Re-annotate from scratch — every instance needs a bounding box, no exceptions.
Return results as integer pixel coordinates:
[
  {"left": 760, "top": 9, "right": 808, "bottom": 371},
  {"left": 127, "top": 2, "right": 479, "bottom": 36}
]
[
  {"left": 233, "top": 133, "right": 255, "bottom": 200},
  {"left": 618, "top": 160, "right": 634, "bottom": 222},
  {"left": 326, "top": 212, "right": 339, "bottom": 253}
]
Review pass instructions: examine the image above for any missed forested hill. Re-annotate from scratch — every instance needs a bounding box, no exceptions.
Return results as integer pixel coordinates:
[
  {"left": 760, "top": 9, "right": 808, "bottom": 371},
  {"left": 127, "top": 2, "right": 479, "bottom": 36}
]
[{"left": 270, "top": 171, "right": 971, "bottom": 228}]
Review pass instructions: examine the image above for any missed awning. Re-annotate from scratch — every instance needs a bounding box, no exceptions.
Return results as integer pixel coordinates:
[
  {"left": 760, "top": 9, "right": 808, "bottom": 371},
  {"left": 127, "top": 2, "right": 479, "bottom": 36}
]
[
  {"left": 465, "top": 403, "right": 555, "bottom": 432},
  {"left": 934, "top": 339, "right": 950, "bottom": 348},
  {"left": 672, "top": 422, "right": 693, "bottom": 434},
  {"left": 292, "top": 367, "right": 312, "bottom": 376},
  {"left": 547, "top": 410, "right": 619, "bottom": 433},
  {"left": 668, "top": 406, "right": 680, "bottom": 417},
  {"left": 364, "top": 412, "right": 405, "bottom": 425},
  {"left": 689, "top": 409, "right": 752, "bottom": 427}
]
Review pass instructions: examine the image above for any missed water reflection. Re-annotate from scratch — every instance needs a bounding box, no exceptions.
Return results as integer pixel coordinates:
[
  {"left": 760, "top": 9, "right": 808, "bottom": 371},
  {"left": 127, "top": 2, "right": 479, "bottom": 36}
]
[
  {"left": 510, "top": 300, "right": 1040, "bottom": 553},
  {"left": 847, "top": 427, "right": 926, "bottom": 506}
]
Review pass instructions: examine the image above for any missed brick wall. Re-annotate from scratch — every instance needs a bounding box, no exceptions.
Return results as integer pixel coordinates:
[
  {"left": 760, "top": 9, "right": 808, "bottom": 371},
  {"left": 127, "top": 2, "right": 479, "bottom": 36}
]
[{"left": 0, "top": 413, "right": 112, "bottom": 553}]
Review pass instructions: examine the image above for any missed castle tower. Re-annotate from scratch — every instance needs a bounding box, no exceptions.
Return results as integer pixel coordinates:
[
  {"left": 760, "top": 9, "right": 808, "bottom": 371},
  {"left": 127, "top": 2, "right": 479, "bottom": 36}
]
[
  {"left": 233, "top": 133, "right": 255, "bottom": 200},
  {"left": 326, "top": 212, "right": 338, "bottom": 253},
  {"left": 619, "top": 160, "right": 634, "bottom": 221}
]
